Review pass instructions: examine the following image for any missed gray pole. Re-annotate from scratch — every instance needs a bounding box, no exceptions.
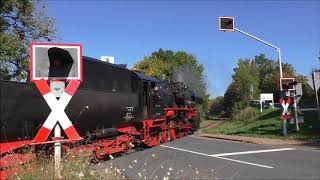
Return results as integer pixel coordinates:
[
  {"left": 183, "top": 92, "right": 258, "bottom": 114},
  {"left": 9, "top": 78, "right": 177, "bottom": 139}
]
[
  {"left": 293, "top": 86, "right": 300, "bottom": 131},
  {"left": 313, "top": 72, "right": 320, "bottom": 120},
  {"left": 234, "top": 28, "right": 286, "bottom": 135}
]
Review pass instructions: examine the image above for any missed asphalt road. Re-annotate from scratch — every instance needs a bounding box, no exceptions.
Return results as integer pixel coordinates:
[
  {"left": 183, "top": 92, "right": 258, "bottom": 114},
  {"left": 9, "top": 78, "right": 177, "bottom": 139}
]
[{"left": 93, "top": 136, "right": 320, "bottom": 179}]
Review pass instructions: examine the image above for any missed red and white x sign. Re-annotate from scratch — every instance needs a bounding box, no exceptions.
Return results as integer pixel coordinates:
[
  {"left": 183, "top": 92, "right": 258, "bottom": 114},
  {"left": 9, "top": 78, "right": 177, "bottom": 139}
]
[
  {"left": 279, "top": 98, "right": 292, "bottom": 120},
  {"left": 33, "top": 79, "right": 81, "bottom": 143}
]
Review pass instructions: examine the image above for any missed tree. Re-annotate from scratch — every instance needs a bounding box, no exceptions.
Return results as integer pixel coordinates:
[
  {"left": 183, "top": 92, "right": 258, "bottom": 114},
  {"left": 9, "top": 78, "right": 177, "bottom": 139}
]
[
  {"left": 133, "top": 48, "right": 209, "bottom": 112},
  {"left": 223, "top": 54, "right": 298, "bottom": 117},
  {"left": 209, "top": 96, "right": 225, "bottom": 116},
  {"left": 0, "top": 0, "right": 58, "bottom": 81},
  {"left": 223, "top": 59, "right": 260, "bottom": 115}
]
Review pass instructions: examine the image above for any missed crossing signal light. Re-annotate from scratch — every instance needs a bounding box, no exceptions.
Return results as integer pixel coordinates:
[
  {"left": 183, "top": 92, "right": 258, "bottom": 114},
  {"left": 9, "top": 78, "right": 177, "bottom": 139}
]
[
  {"left": 30, "top": 43, "right": 82, "bottom": 82},
  {"left": 281, "top": 78, "right": 295, "bottom": 91},
  {"left": 219, "top": 17, "right": 235, "bottom": 31},
  {"left": 48, "top": 47, "right": 74, "bottom": 78}
]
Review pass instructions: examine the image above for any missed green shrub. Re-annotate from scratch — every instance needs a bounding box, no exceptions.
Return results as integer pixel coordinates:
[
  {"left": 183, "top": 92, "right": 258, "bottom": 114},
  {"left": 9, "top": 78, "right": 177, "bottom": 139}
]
[{"left": 232, "top": 106, "right": 259, "bottom": 121}]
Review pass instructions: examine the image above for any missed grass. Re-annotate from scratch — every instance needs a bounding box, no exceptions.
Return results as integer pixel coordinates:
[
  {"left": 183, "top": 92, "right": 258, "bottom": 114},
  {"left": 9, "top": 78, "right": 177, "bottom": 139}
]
[
  {"left": 7, "top": 148, "right": 125, "bottom": 180},
  {"left": 203, "top": 108, "right": 320, "bottom": 140}
]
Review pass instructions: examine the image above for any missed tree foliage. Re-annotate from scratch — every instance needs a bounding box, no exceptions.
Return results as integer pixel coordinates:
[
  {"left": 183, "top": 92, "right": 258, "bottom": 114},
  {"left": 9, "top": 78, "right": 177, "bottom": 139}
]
[
  {"left": 0, "top": 0, "right": 58, "bottom": 81},
  {"left": 133, "top": 48, "right": 209, "bottom": 112},
  {"left": 222, "top": 54, "right": 297, "bottom": 116}
]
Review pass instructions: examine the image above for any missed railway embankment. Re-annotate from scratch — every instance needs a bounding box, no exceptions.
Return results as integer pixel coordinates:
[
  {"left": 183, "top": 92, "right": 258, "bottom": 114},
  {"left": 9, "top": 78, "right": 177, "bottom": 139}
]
[{"left": 200, "top": 109, "right": 320, "bottom": 148}]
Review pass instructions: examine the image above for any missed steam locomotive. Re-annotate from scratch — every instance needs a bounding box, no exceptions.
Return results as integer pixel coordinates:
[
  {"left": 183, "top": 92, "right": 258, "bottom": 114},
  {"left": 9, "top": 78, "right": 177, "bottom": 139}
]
[{"left": 0, "top": 56, "right": 202, "bottom": 164}]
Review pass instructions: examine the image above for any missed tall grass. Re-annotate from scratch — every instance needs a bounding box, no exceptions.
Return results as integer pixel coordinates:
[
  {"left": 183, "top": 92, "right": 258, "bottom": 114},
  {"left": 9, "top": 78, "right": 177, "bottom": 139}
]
[
  {"left": 7, "top": 148, "right": 124, "bottom": 180},
  {"left": 232, "top": 107, "right": 259, "bottom": 122}
]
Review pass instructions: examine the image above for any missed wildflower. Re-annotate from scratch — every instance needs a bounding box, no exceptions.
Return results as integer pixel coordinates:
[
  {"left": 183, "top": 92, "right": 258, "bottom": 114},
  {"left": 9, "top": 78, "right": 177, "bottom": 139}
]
[
  {"left": 152, "top": 154, "right": 156, "bottom": 158},
  {"left": 117, "top": 169, "right": 121, "bottom": 174},
  {"left": 167, "top": 172, "right": 170, "bottom": 176},
  {"left": 122, "top": 168, "right": 126, "bottom": 172},
  {"left": 133, "top": 159, "right": 137, "bottom": 164},
  {"left": 163, "top": 176, "right": 169, "bottom": 180},
  {"left": 188, "top": 164, "right": 191, "bottom": 167},
  {"left": 195, "top": 168, "right": 199, "bottom": 175},
  {"left": 161, "top": 165, "right": 164, "bottom": 169},
  {"left": 78, "top": 172, "right": 84, "bottom": 178},
  {"left": 168, "top": 167, "right": 173, "bottom": 171},
  {"left": 138, "top": 173, "right": 142, "bottom": 178},
  {"left": 109, "top": 154, "right": 114, "bottom": 159},
  {"left": 129, "top": 165, "right": 132, "bottom": 169},
  {"left": 105, "top": 168, "right": 109, "bottom": 174},
  {"left": 90, "top": 170, "right": 95, "bottom": 175}
]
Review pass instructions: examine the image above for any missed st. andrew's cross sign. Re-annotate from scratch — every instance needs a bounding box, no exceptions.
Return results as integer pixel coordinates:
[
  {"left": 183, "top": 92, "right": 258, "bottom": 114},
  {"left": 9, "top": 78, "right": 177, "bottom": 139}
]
[{"left": 30, "top": 43, "right": 82, "bottom": 143}]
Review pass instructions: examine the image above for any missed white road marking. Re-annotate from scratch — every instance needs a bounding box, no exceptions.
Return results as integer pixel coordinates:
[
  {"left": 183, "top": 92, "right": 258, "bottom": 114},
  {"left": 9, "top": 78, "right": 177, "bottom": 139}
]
[
  {"left": 214, "top": 156, "right": 274, "bottom": 169},
  {"left": 160, "top": 145, "right": 296, "bottom": 169},
  {"left": 210, "top": 148, "right": 296, "bottom": 157},
  {"left": 160, "top": 145, "right": 213, "bottom": 157}
]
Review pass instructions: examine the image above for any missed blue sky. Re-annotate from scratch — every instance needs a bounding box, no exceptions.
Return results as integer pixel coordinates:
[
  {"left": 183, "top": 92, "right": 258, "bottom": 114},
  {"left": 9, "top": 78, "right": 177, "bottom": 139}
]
[{"left": 47, "top": 0, "right": 320, "bottom": 97}]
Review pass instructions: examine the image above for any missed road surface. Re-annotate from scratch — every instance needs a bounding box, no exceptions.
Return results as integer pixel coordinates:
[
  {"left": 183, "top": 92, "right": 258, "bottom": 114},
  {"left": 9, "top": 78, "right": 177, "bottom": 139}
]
[{"left": 93, "top": 135, "right": 320, "bottom": 179}]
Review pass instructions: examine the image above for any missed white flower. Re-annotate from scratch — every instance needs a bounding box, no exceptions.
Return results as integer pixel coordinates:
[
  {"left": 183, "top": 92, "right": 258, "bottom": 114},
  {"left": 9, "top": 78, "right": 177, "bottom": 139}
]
[
  {"left": 143, "top": 169, "right": 146, "bottom": 172},
  {"left": 152, "top": 154, "right": 156, "bottom": 158},
  {"left": 163, "top": 176, "right": 169, "bottom": 180},
  {"left": 133, "top": 159, "right": 137, "bottom": 164},
  {"left": 109, "top": 154, "right": 114, "bottom": 159},
  {"left": 138, "top": 173, "right": 142, "bottom": 178},
  {"left": 181, "top": 169, "right": 184, "bottom": 173},
  {"left": 78, "top": 172, "right": 84, "bottom": 178},
  {"left": 122, "top": 168, "right": 126, "bottom": 172},
  {"left": 105, "top": 168, "right": 109, "bottom": 174},
  {"left": 168, "top": 167, "right": 173, "bottom": 171},
  {"left": 161, "top": 165, "right": 164, "bottom": 169},
  {"left": 129, "top": 165, "right": 132, "bottom": 169},
  {"left": 188, "top": 164, "right": 191, "bottom": 167},
  {"left": 167, "top": 172, "right": 170, "bottom": 176},
  {"left": 90, "top": 170, "right": 95, "bottom": 175}
]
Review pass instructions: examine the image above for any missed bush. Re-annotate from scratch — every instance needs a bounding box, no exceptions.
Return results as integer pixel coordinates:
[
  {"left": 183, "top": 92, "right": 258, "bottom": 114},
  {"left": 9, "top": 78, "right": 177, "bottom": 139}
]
[{"left": 232, "top": 106, "right": 259, "bottom": 121}]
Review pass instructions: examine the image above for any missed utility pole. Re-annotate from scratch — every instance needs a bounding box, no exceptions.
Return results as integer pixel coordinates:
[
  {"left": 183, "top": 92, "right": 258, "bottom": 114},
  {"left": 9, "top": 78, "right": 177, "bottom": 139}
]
[{"left": 218, "top": 16, "right": 287, "bottom": 136}]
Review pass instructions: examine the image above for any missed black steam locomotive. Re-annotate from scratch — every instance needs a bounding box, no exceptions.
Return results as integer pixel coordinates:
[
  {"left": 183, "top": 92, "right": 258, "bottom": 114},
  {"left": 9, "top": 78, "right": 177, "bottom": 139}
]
[{"left": 0, "top": 56, "right": 202, "bottom": 162}]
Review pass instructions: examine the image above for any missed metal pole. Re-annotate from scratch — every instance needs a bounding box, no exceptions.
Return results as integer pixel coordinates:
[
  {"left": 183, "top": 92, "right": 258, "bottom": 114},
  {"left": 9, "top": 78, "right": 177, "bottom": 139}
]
[
  {"left": 293, "top": 86, "right": 300, "bottom": 131},
  {"left": 54, "top": 124, "right": 62, "bottom": 179},
  {"left": 313, "top": 72, "right": 320, "bottom": 120},
  {"left": 234, "top": 27, "right": 286, "bottom": 135}
]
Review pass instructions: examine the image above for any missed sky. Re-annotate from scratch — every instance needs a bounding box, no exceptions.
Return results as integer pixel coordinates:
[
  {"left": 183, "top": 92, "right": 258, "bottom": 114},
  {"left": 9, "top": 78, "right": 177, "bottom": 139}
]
[{"left": 46, "top": 0, "right": 320, "bottom": 97}]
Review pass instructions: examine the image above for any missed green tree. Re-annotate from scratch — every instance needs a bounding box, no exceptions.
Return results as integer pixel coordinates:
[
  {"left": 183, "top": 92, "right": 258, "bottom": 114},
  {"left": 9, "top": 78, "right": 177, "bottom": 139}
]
[
  {"left": 133, "top": 48, "right": 209, "bottom": 112},
  {"left": 209, "top": 96, "right": 225, "bottom": 116},
  {"left": 223, "top": 59, "right": 260, "bottom": 115},
  {"left": 223, "top": 54, "right": 298, "bottom": 117},
  {"left": 0, "top": 0, "right": 58, "bottom": 81}
]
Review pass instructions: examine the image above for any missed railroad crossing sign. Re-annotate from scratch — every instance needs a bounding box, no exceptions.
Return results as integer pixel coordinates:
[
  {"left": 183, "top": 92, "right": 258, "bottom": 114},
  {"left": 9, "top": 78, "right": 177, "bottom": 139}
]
[
  {"left": 308, "top": 72, "right": 320, "bottom": 91},
  {"left": 279, "top": 98, "right": 292, "bottom": 120},
  {"left": 33, "top": 79, "right": 81, "bottom": 142},
  {"left": 30, "top": 43, "right": 82, "bottom": 143}
]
